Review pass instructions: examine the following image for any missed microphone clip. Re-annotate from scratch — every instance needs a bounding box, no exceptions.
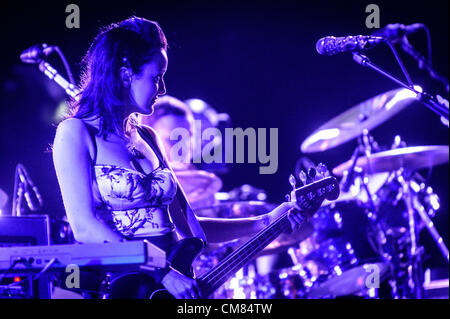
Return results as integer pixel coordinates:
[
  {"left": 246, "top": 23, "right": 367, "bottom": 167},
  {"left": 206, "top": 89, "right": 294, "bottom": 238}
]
[{"left": 20, "top": 43, "right": 56, "bottom": 64}]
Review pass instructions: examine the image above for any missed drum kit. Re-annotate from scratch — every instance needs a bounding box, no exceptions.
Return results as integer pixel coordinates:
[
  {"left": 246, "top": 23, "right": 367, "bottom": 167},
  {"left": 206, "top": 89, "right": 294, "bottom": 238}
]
[
  {"left": 1, "top": 86, "right": 446, "bottom": 299},
  {"left": 185, "top": 87, "right": 449, "bottom": 299}
]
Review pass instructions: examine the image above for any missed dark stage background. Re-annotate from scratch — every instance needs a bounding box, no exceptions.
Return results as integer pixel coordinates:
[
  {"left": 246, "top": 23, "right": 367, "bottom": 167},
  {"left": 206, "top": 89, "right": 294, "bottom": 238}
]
[{"left": 0, "top": 0, "right": 448, "bottom": 270}]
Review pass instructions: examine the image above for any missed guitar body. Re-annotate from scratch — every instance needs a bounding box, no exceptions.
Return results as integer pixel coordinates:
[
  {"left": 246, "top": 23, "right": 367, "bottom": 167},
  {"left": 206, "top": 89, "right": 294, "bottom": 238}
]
[{"left": 108, "top": 237, "right": 204, "bottom": 299}]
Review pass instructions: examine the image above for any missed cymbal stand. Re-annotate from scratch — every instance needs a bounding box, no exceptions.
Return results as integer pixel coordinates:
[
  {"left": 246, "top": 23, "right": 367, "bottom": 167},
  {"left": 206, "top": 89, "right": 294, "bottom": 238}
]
[
  {"left": 411, "top": 192, "right": 449, "bottom": 263},
  {"left": 401, "top": 37, "right": 449, "bottom": 93},
  {"left": 354, "top": 131, "right": 418, "bottom": 299},
  {"left": 396, "top": 173, "right": 426, "bottom": 299},
  {"left": 357, "top": 167, "right": 413, "bottom": 299},
  {"left": 399, "top": 175, "right": 449, "bottom": 263},
  {"left": 342, "top": 131, "right": 397, "bottom": 298},
  {"left": 340, "top": 128, "right": 379, "bottom": 193}
]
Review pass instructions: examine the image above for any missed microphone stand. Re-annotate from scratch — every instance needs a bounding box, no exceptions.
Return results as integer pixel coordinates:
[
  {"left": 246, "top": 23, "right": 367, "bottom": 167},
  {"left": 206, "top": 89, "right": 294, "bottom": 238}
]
[
  {"left": 401, "top": 37, "right": 449, "bottom": 93},
  {"left": 38, "top": 61, "right": 80, "bottom": 100},
  {"left": 11, "top": 165, "right": 25, "bottom": 216},
  {"left": 11, "top": 164, "right": 42, "bottom": 216},
  {"left": 352, "top": 53, "right": 449, "bottom": 124},
  {"left": 21, "top": 44, "right": 79, "bottom": 100}
]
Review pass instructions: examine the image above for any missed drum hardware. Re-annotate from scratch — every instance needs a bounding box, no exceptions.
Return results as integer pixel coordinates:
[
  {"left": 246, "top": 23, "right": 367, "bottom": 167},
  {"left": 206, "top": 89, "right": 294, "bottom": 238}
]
[
  {"left": 334, "top": 144, "right": 449, "bottom": 253},
  {"left": 339, "top": 129, "right": 378, "bottom": 194},
  {"left": 351, "top": 164, "right": 403, "bottom": 299},
  {"left": 301, "top": 89, "right": 447, "bottom": 299},
  {"left": 9, "top": 31, "right": 445, "bottom": 299},
  {"left": 423, "top": 268, "right": 450, "bottom": 299},
  {"left": 333, "top": 145, "right": 449, "bottom": 176},
  {"left": 331, "top": 137, "right": 449, "bottom": 299},
  {"left": 202, "top": 90, "right": 450, "bottom": 300},
  {"left": 281, "top": 161, "right": 385, "bottom": 298},
  {"left": 387, "top": 173, "right": 449, "bottom": 298}
]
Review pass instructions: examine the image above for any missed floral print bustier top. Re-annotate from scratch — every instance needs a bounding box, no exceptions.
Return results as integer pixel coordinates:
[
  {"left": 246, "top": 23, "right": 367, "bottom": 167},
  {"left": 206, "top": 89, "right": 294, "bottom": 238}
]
[{"left": 93, "top": 164, "right": 178, "bottom": 238}]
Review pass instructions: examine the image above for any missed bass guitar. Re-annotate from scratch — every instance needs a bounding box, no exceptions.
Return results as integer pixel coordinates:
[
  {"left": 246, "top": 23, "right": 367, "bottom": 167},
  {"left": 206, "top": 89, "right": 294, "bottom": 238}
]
[{"left": 109, "top": 168, "right": 340, "bottom": 299}]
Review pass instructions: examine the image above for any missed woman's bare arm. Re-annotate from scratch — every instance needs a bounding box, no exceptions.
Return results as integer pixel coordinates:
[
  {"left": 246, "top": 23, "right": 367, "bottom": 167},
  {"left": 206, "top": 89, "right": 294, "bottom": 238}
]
[
  {"left": 197, "top": 202, "right": 301, "bottom": 243},
  {"left": 53, "top": 118, "right": 123, "bottom": 243},
  {"left": 137, "top": 121, "right": 303, "bottom": 244}
]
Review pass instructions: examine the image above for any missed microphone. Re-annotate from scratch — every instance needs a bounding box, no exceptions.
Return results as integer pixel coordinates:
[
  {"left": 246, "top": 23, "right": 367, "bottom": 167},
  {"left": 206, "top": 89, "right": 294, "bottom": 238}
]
[
  {"left": 20, "top": 43, "right": 56, "bottom": 64},
  {"left": 316, "top": 35, "right": 385, "bottom": 56},
  {"left": 371, "top": 23, "right": 424, "bottom": 43},
  {"left": 17, "top": 164, "right": 42, "bottom": 211}
]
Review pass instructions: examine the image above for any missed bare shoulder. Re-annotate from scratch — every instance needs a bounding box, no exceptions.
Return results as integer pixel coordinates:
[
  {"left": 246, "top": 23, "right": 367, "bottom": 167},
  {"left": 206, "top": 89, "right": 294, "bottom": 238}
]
[
  {"left": 56, "top": 117, "right": 90, "bottom": 136},
  {"left": 53, "top": 118, "right": 93, "bottom": 155}
]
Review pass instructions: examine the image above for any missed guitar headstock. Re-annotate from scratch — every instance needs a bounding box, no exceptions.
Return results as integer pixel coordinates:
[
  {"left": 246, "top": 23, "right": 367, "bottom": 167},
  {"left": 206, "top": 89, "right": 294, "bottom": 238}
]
[{"left": 288, "top": 163, "right": 340, "bottom": 218}]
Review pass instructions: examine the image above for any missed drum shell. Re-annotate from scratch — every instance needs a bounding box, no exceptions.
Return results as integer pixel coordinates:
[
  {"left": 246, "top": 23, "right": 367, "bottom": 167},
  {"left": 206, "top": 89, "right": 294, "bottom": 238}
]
[{"left": 293, "top": 200, "right": 388, "bottom": 298}]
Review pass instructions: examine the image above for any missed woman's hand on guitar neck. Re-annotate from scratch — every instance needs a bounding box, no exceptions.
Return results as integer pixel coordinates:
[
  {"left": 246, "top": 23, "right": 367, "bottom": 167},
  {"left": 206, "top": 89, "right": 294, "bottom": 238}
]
[
  {"left": 267, "top": 201, "right": 305, "bottom": 232},
  {"left": 161, "top": 267, "right": 202, "bottom": 299}
]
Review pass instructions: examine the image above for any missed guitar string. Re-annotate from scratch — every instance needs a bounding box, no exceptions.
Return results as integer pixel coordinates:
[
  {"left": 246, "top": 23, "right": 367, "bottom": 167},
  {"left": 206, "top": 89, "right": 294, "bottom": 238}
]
[
  {"left": 198, "top": 180, "right": 334, "bottom": 295},
  {"left": 202, "top": 221, "right": 291, "bottom": 295},
  {"left": 199, "top": 213, "right": 288, "bottom": 283},
  {"left": 199, "top": 217, "right": 291, "bottom": 294},
  {"left": 199, "top": 226, "right": 285, "bottom": 293}
]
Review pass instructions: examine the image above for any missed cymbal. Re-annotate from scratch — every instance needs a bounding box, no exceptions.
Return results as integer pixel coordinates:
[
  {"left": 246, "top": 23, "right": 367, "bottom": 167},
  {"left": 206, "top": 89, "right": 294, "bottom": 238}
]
[
  {"left": 194, "top": 201, "right": 277, "bottom": 218},
  {"left": 175, "top": 169, "right": 223, "bottom": 203},
  {"left": 333, "top": 145, "right": 449, "bottom": 176},
  {"left": 0, "top": 188, "right": 8, "bottom": 209},
  {"left": 322, "top": 172, "right": 390, "bottom": 206},
  {"left": 301, "top": 88, "right": 418, "bottom": 153}
]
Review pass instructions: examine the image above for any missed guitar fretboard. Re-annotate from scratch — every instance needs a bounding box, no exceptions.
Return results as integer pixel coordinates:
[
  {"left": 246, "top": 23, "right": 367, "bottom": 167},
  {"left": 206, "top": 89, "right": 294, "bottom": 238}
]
[{"left": 198, "top": 213, "right": 291, "bottom": 297}]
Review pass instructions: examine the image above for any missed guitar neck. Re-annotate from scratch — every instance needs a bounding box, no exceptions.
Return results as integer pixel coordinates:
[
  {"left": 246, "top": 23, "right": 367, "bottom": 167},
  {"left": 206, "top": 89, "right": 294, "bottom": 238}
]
[{"left": 198, "top": 212, "right": 291, "bottom": 297}]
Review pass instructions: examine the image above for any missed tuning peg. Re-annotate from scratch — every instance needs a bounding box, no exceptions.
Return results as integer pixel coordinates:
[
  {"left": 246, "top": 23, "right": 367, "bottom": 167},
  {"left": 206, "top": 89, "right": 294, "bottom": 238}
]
[
  {"left": 316, "top": 163, "right": 328, "bottom": 178},
  {"left": 307, "top": 167, "right": 316, "bottom": 181},
  {"left": 289, "top": 174, "right": 297, "bottom": 190},
  {"left": 298, "top": 170, "right": 307, "bottom": 186}
]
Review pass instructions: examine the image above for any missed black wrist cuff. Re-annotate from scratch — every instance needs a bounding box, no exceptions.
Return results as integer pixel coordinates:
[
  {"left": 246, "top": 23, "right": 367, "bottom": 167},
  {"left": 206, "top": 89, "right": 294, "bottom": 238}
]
[{"left": 153, "top": 265, "right": 172, "bottom": 284}]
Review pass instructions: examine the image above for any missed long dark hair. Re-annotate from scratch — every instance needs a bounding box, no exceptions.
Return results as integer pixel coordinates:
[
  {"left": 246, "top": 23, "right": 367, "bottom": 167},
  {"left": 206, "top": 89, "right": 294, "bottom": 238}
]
[{"left": 70, "top": 16, "right": 168, "bottom": 138}]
